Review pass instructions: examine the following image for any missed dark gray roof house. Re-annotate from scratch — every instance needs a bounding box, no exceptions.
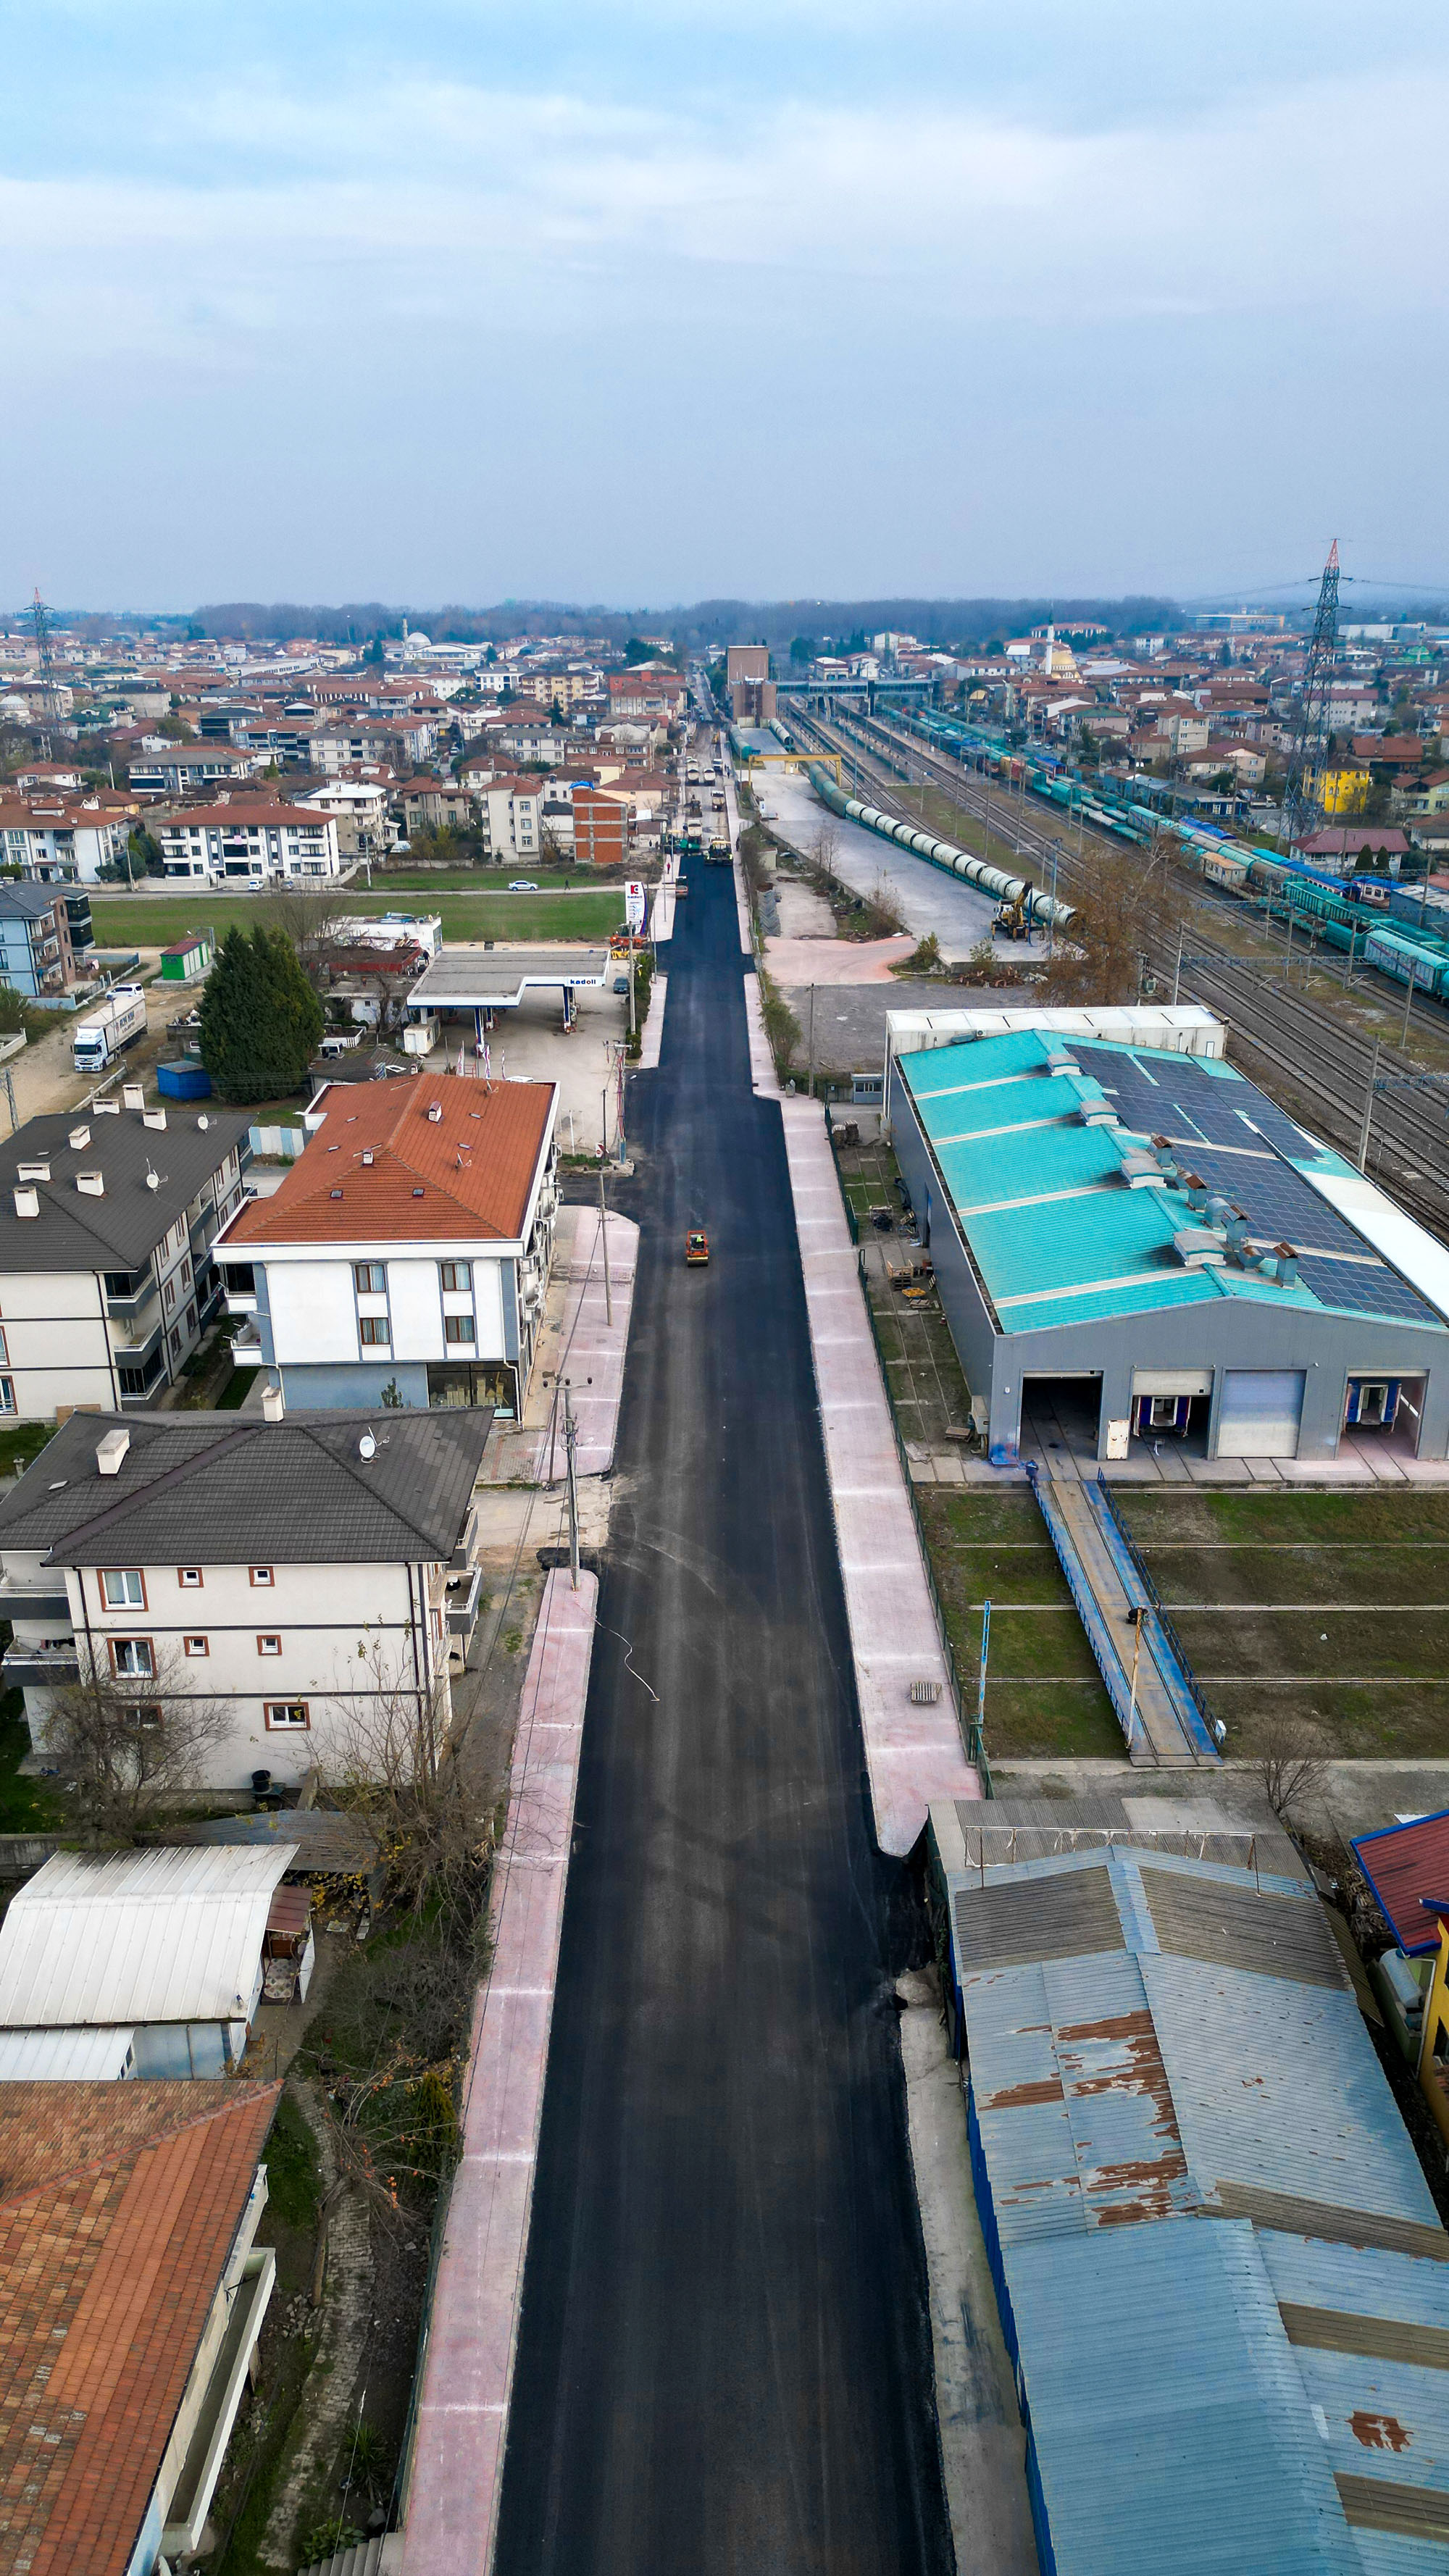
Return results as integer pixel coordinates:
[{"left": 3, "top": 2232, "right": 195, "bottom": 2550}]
[{"left": 0, "top": 1102, "right": 253, "bottom": 1416}]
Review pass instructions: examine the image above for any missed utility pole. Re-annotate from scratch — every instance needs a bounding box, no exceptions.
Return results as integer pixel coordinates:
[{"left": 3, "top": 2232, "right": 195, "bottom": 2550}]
[
  {"left": 808, "top": 984, "right": 817, "bottom": 1097},
  {"left": 974, "top": 1598, "right": 990, "bottom": 1769},
  {"left": 1400, "top": 969, "right": 1416, "bottom": 1052},
  {"left": 562, "top": 1381, "right": 580, "bottom": 1589},
  {"left": 598, "top": 1168, "right": 612, "bottom": 1326},
  {"left": 1172, "top": 923, "right": 1185, "bottom": 1007},
  {"left": 1356, "top": 1037, "right": 1380, "bottom": 1173},
  {"left": 1127, "top": 1605, "right": 1144, "bottom": 1752}
]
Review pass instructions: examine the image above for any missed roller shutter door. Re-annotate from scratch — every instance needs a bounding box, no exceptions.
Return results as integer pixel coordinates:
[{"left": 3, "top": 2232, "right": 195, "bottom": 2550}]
[{"left": 1216, "top": 1368, "right": 1306, "bottom": 1459}]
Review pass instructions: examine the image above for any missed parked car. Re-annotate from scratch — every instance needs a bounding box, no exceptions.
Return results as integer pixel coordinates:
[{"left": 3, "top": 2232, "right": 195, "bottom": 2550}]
[{"left": 508, "top": 879, "right": 539, "bottom": 892}]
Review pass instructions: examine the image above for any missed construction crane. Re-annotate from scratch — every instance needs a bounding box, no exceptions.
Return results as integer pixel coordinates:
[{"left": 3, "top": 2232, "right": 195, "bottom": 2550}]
[
  {"left": 1281, "top": 540, "right": 1340, "bottom": 857},
  {"left": 30, "top": 587, "right": 64, "bottom": 750}
]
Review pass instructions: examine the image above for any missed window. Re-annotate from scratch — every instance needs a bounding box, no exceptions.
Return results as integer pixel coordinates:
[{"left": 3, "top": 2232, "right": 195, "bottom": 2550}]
[
  {"left": 110, "top": 1637, "right": 154, "bottom": 1677},
  {"left": 265, "top": 1701, "right": 309, "bottom": 1731},
  {"left": 249, "top": 1565, "right": 274, "bottom": 1588},
  {"left": 440, "top": 1261, "right": 469, "bottom": 1292},
  {"left": 256, "top": 1634, "right": 282, "bottom": 1656},
  {"left": 359, "top": 1316, "right": 390, "bottom": 1346},
  {"left": 444, "top": 1313, "right": 475, "bottom": 1344},
  {"left": 0, "top": 1378, "right": 12, "bottom": 1417},
  {"left": 183, "top": 1635, "right": 209, "bottom": 1657},
  {"left": 0, "top": 1326, "right": 8, "bottom": 1365},
  {"left": 101, "top": 1569, "right": 146, "bottom": 1610},
  {"left": 354, "top": 1263, "right": 385, "bottom": 1294},
  {"left": 178, "top": 1568, "right": 203, "bottom": 1589},
  {"left": 169, "top": 1328, "right": 182, "bottom": 1358},
  {"left": 163, "top": 1277, "right": 176, "bottom": 1312}
]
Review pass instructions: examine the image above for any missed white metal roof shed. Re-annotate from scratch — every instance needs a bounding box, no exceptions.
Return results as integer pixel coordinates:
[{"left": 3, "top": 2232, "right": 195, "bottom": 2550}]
[
  {"left": 0, "top": 2025, "right": 136, "bottom": 2079},
  {"left": 0, "top": 1845, "right": 297, "bottom": 2029}
]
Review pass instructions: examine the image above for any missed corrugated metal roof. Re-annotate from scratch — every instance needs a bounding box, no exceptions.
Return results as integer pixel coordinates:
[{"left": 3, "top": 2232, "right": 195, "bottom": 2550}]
[
  {"left": 1009, "top": 2218, "right": 1361, "bottom": 2573},
  {"left": 1352, "top": 1812, "right": 1449, "bottom": 1957},
  {"left": 0, "top": 1845, "right": 295, "bottom": 2027},
  {"left": 0, "top": 2025, "right": 135, "bottom": 2079}
]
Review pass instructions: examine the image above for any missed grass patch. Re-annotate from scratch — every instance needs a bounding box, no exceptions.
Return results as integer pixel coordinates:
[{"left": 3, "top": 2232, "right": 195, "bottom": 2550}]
[
  {"left": 0, "top": 1688, "right": 60, "bottom": 1832},
  {"left": 218, "top": 1365, "right": 259, "bottom": 1411},
  {"left": 915, "top": 1488, "right": 1122, "bottom": 1757},
  {"left": 88, "top": 890, "right": 625, "bottom": 948},
  {"left": 1118, "top": 1486, "right": 1449, "bottom": 1758},
  {"left": 262, "top": 2088, "right": 322, "bottom": 2230}
]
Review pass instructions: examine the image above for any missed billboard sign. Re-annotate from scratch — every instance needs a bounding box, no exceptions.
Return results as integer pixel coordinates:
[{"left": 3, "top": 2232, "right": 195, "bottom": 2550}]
[{"left": 625, "top": 879, "right": 647, "bottom": 934}]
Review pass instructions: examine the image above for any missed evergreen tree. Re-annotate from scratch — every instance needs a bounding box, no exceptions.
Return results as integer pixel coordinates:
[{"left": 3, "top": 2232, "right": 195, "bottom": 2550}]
[{"left": 199, "top": 925, "right": 323, "bottom": 1103}]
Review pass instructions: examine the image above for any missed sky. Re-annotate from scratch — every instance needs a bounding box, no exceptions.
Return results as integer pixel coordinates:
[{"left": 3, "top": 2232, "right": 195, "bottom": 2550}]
[{"left": 3, "top": 0, "right": 1448, "bottom": 612}]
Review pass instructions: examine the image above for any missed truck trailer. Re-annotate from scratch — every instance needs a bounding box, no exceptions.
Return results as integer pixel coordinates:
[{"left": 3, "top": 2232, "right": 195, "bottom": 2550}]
[{"left": 72, "top": 983, "right": 148, "bottom": 1075}]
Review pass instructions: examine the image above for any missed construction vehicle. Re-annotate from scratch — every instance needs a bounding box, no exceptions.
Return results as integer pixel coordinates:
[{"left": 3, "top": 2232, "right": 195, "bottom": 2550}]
[
  {"left": 685, "top": 1229, "right": 709, "bottom": 1265},
  {"left": 993, "top": 886, "right": 1038, "bottom": 942}
]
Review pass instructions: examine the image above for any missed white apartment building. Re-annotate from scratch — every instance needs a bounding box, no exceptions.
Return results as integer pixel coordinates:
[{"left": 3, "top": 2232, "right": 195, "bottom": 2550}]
[
  {"left": 312, "top": 718, "right": 438, "bottom": 770},
  {"left": 156, "top": 799, "right": 341, "bottom": 885},
  {"left": 216, "top": 1072, "right": 558, "bottom": 1418},
  {"left": 294, "top": 776, "right": 397, "bottom": 858},
  {"left": 0, "top": 1405, "right": 493, "bottom": 1791},
  {"left": 0, "top": 1103, "right": 251, "bottom": 1414},
  {"left": 0, "top": 796, "right": 136, "bottom": 885},
  {"left": 475, "top": 777, "right": 543, "bottom": 864}
]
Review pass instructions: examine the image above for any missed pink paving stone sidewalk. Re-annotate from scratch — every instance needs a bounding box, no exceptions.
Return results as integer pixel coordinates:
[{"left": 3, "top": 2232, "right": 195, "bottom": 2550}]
[
  {"left": 480, "top": 1202, "right": 638, "bottom": 1485},
  {"left": 401, "top": 1568, "right": 598, "bottom": 2576},
  {"left": 780, "top": 1098, "right": 980, "bottom": 1850}
]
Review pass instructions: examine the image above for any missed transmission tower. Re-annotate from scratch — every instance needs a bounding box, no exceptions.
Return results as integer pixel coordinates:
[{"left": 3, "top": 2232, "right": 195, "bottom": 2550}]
[
  {"left": 30, "top": 587, "right": 64, "bottom": 747},
  {"left": 1282, "top": 540, "right": 1340, "bottom": 853}
]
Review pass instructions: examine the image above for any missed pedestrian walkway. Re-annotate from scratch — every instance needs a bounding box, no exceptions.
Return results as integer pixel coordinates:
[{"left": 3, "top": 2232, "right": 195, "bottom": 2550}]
[
  {"left": 781, "top": 1098, "right": 980, "bottom": 1851},
  {"left": 480, "top": 1201, "right": 638, "bottom": 1484},
  {"left": 1028, "top": 1471, "right": 1218, "bottom": 1768},
  {"left": 401, "top": 1568, "right": 599, "bottom": 2576},
  {"left": 636, "top": 970, "right": 667, "bottom": 1069}
]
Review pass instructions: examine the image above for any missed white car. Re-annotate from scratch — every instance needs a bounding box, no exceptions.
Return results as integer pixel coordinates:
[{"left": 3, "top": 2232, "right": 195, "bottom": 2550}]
[{"left": 508, "top": 878, "right": 539, "bottom": 892}]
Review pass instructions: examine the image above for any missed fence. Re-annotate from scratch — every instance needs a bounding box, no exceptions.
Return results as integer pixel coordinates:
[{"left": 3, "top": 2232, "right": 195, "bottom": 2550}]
[{"left": 823, "top": 1102, "right": 992, "bottom": 1793}]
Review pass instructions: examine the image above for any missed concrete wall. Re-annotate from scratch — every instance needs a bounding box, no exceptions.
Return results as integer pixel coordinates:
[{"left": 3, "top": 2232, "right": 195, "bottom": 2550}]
[{"left": 0, "top": 1268, "right": 118, "bottom": 1418}]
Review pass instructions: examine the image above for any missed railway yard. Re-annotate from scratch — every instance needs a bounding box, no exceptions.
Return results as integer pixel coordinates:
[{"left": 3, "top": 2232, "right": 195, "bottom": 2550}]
[{"left": 784, "top": 698, "right": 1449, "bottom": 1239}]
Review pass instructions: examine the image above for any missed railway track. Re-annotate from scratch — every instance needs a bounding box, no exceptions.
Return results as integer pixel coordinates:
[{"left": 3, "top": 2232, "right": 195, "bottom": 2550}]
[{"left": 785, "top": 702, "right": 1449, "bottom": 1239}]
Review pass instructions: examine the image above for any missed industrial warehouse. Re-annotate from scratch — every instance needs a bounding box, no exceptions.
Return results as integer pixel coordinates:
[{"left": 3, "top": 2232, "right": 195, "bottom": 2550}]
[{"left": 883, "top": 1007, "right": 1449, "bottom": 1467}]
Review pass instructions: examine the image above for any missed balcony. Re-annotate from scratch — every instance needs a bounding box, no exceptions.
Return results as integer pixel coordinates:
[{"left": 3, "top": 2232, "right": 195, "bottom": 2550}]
[
  {"left": 105, "top": 1277, "right": 157, "bottom": 1319},
  {"left": 0, "top": 1583, "right": 72, "bottom": 1623},
  {"left": 445, "top": 1562, "right": 483, "bottom": 1646},
  {"left": 1, "top": 1643, "right": 80, "bottom": 1689}
]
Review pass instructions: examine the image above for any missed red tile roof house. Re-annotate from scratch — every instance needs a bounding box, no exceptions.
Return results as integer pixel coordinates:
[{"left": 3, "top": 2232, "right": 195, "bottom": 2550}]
[
  {"left": 0, "top": 2077, "right": 280, "bottom": 2574},
  {"left": 216, "top": 1072, "right": 559, "bottom": 1417}
]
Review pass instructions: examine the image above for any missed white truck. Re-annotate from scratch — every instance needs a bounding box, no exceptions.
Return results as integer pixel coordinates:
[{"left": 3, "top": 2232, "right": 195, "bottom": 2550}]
[{"left": 72, "top": 983, "right": 148, "bottom": 1076}]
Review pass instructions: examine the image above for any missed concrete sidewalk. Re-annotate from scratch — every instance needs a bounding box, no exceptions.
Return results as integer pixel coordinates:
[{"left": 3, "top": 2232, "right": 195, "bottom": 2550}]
[
  {"left": 401, "top": 1570, "right": 598, "bottom": 2576},
  {"left": 480, "top": 1200, "right": 638, "bottom": 1484},
  {"left": 780, "top": 1097, "right": 980, "bottom": 1850},
  {"left": 636, "top": 969, "right": 667, "bottom": 1069}
]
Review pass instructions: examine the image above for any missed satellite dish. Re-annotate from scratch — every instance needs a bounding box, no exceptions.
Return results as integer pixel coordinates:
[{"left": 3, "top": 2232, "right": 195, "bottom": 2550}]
[{"left": 358, "top": 1430, "right": 377, "bottom": 1461}]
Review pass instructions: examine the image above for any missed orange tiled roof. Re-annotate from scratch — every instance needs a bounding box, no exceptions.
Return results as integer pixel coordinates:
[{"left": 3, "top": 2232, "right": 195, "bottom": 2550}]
[
  {"left": 0, "top": 2079, "right": 279, "bottom": 2576},
  {"left": 225, "top": 1071, "right": 554, "bottom": 1248}
]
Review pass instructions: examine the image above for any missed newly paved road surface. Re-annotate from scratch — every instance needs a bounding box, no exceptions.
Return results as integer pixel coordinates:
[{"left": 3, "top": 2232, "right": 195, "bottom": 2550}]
[{"left": 494, "top": 860, "right": 953, "bottom": 2574}]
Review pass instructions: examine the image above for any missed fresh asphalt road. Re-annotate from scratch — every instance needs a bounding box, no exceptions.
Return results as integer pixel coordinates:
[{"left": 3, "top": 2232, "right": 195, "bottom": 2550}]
[{"left": 493, "top": 860, "right": 953, "bottom": 2575}]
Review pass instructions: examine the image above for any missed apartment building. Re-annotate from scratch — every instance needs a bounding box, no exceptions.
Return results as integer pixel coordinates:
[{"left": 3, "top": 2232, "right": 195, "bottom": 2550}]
[
  {"left": 0, "top": 795, "right": 137, "bottom": 885},
  {"left": 472, "top": 777, "right": 543, "bottom": 866},
  {"left": 0, "top": 883, "right": 74, "bottom": 998},
  {"left": 0, "top": 1103, "right": 251, "bottom": 1414},
  {"left": 216, "top": 1072, "right": 558, "bottom": 1417},
  {"left": 311, "top": 717, "right": 438, "bottom": 771},
  {"left": 155, "top": 799, "right": 341, "bottom": 885},
  {"left": 0, "top": 1402, "right": 493, "bottom": 1789},
  {"left": 571, "top": 779, "right": 628, "bottom": 865},
  {"left": 128, "top": 746, "right": 262, "bottom": 798}
]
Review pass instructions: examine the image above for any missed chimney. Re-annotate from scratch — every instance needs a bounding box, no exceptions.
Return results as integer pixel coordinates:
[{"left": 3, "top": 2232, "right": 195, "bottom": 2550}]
[
  {"left": 75, "top": 1170, "right": 104, "bottom": 1197},
  {"left": 96, "top": 1427, "right": 130, "bottom": 1477},
  {"left": 68, "top": 1123, "right": 90, "bottom": 1150},
  {"left": 262, "top": 1384, "right": 285, "bottom": 1423},
  {"left": 13, "top": 1186, "right": 38, "bottom": 1218},
  {"left": 1223, "top": 1208, "right": 1251, "bottom": 1261},
  {"left": 122, "top": 1083, "right": 144, "bottom": 1110},
  {"left": 1151, "top": 1132, "right": 1177, "bottom": 1177},
  {"left": 426, "top": 1102, "right": 443, "bottom": 1123},
  {"left": 1272, "top": 1240, "right": 1299, "bottom": 1288},
  {"left": 143, "top": 1107, "right": 167, "bottom": 1130}
]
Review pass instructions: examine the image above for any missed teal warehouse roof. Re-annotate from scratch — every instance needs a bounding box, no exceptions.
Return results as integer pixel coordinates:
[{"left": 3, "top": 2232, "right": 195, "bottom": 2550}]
[{"left": 895, "top": 1029, "right": 1449, "bottom": 1337}]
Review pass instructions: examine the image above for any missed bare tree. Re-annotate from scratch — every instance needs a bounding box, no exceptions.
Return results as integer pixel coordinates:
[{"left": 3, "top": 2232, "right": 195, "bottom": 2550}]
[
  {"left": 810, "top": 821, "right": 842, "bottom": 878},
  {"left": 327, "top": 1635, "right": 492, "bottom": 1929},
  {"left": 1256, "top": 1710, "right": 1332, "bottom": 1825},
  {"left": 260, "top": 885, "right": 352, "bottom": 992},
  {"left": 43, "top": 1649, "right": 231, "bottom": 1842}
]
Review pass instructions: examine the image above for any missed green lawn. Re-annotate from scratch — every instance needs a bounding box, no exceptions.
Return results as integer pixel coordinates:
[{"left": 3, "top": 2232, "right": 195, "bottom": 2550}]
[
  {"left": 88, "top": 890, "right": 626, "bottom": 948},
  {"left": 917, "top": 1488, "right": 1124, "bottom": 1760},
  {"left": 376, "top": 867, "right": 625, "bottom": 892},
  {"left": 1118, "top": 1488, "right": 1449, "bottom": 1758}
]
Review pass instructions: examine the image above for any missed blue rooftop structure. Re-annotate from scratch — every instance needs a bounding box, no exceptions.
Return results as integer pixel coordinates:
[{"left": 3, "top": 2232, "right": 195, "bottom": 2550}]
[
  {"left": 941, "top": 1833, "right": 1449, "bottom": 2573},
  {"left": 885, "top": 1014, "right": 1449, "bottom": 1465}
]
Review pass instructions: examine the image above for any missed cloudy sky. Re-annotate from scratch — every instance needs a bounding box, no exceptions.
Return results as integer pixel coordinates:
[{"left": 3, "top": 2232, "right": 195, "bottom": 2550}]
[{"left": 4, "top": 0, "right": 1447, "bottom": 610}]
